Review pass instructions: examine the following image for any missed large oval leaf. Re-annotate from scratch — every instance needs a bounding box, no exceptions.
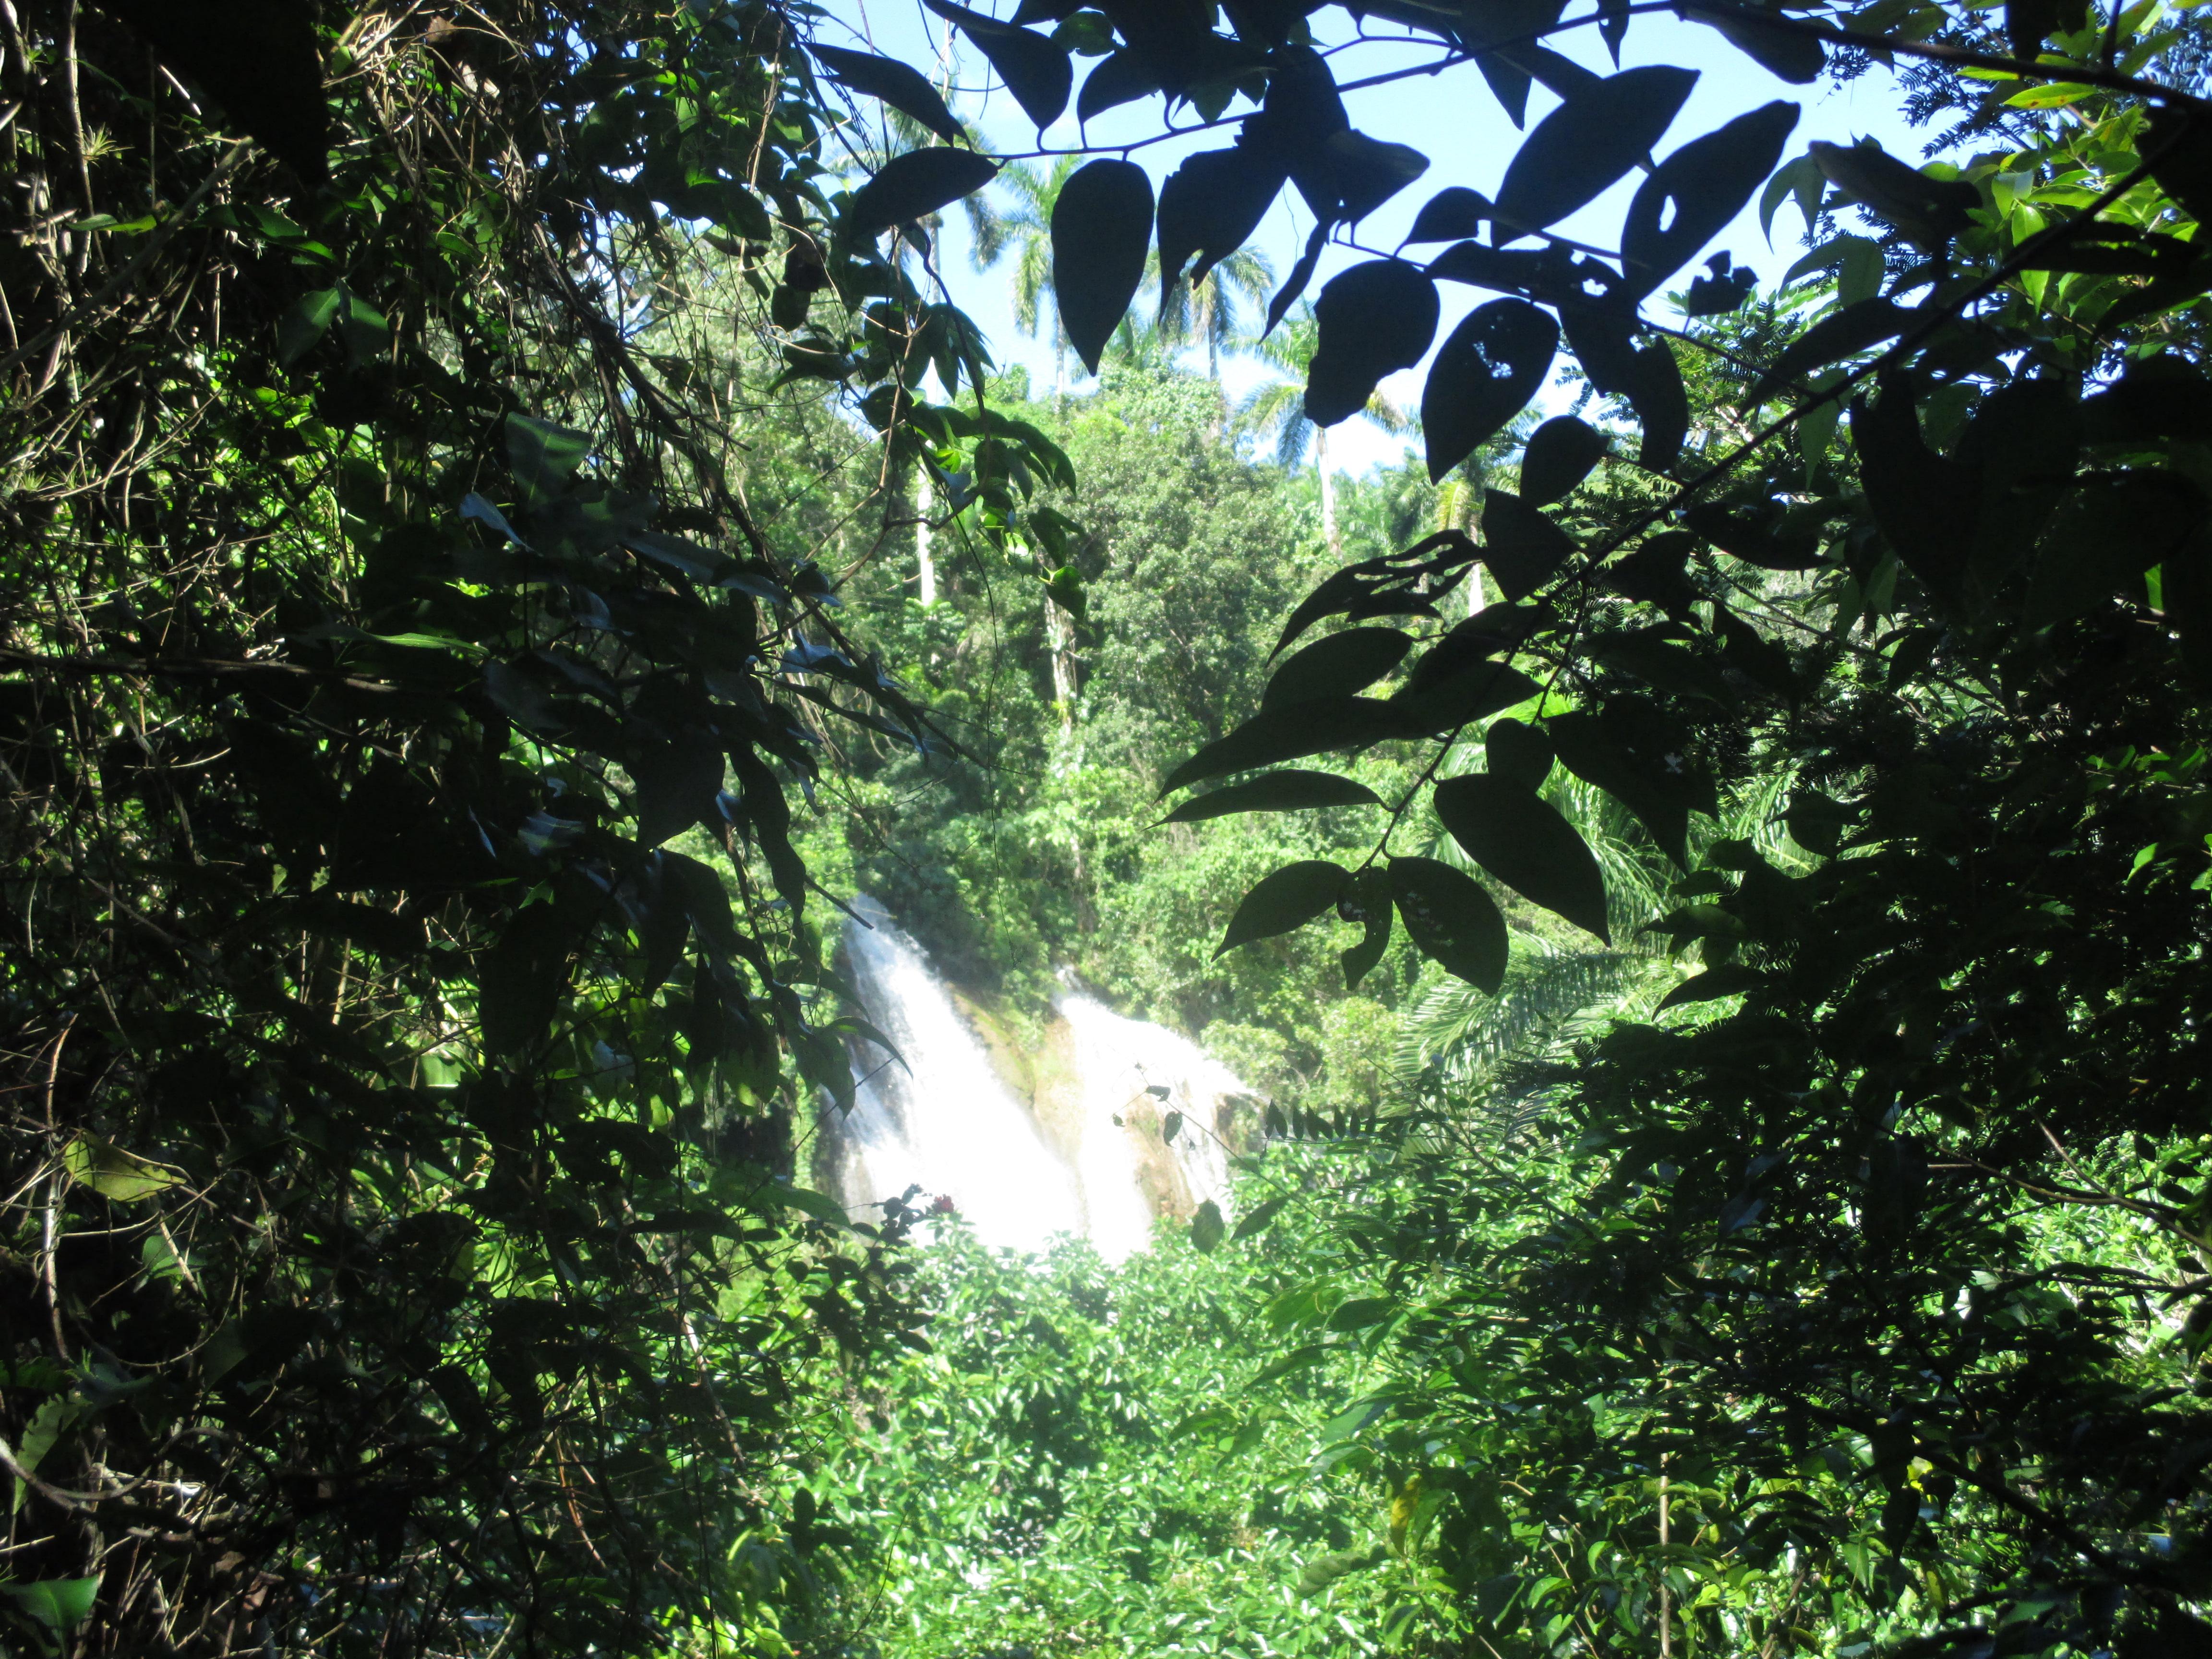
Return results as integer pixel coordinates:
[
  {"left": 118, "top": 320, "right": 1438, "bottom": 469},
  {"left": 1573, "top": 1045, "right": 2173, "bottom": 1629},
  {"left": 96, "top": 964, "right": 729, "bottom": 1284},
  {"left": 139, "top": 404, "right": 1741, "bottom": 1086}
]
[
  {"left": 1389, "top": 856, "right": 1507, "bottom": 993},
  {"left": 1305, "top": 261, "right": 1439, "bottom": 427},
  {"left": 1160, "top": 770, "right": 1382, "bottom": 823},
  {"left": 1492, "top": 66, "right": 1698, "bottom": 237},
  {"left": 1434, "top": 772, "right": 1610, "bottom": 941},
  {"left": 1621, "top": 101, "right": 1800, "bottom": 301},
  {"left": 1216, "top": 860, "right": 1350, "bottom": 956},
  {"left": 1158, "top": 145, "right": 1288, "bottom": 290},
  {"left": 1079, "top": 51, "right": 1161, "bottom": 122},
  {"left": 1054, "top": 159, "right": 1155, "bottom": 374},
  {"left": 1423, "top": 299, "right": 1557, "bottom": 481},
  {"left": 1160, "top": 697, "right": 1415, "bottom": 794},
  {"left": 846, "top": 148, "right": 1000, "bottom": 237},
  {"left": 811, "top": 46, "right": 965, "bottom": 146},
  {"left": 1480, "top": 489, "right": 1577, "bottom": 601},
  {"left": 1262, "top": 627, "right": 1412, "bottom": 709},
  {"left": 1405, "top": 186, "right": 1489, "bottom": 245},
  {"left": 924, "top": 0, "right": 1072, "bottom": 129},
  {"left": 1520, "top": 415, "right": 1607, "bottom": 505}
]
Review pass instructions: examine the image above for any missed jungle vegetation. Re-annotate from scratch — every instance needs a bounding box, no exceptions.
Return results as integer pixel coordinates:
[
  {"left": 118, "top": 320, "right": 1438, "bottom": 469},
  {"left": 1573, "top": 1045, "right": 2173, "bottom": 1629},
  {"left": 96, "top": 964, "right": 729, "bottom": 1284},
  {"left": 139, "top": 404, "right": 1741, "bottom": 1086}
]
[{"left": 5, "top": 0, "right": 2212, "bottom": 1655}]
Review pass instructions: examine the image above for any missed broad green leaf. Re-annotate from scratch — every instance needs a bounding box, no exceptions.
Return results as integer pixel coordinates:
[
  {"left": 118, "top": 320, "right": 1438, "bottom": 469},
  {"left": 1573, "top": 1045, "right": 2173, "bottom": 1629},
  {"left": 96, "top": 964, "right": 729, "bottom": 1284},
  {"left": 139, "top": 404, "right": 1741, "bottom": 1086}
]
[
  {"left": 1160, "top": 769, "right": 1383, "bottom": 823},
  {"left": 505, "top": 413, "right": 591, "bottom": 507},
  {"left": 1519, "top": 415, "right": 1606, "bottom": 506},
  {"left": 1422, "top": 299, "right": 1556, "bottom": 482},
  {"left": 1480, "top": 489, "right": 1576, "bottom": 601},
  {"left": 276, "top": 287, "right": 342, "bottom": 365},
  {"left": 1852, "top": 374, "right": 1975, "bottom": 606},
  {"left": 767, "top": 1181, "right": 856, "bottom": 1227},
  {"left": 1189, "top": 1198, "right": 1226, "bottom": 1253},
  {"left": 1306, "top": 260, "right": 1439, "bottom": 427},
  {"left": 1054, "top": 159, "right": 1155, "bottom": 374},
  {"left": 845, "top": 147, "right": 1000, "bottom": 237},
  {"left": 1748, "top": 298, "right": 1914, "bottom": 405},
  {"left": 1621, "top": 101, "right": 1800, "bottom": 300},
  {"left": 1, "top": 1576, "right": 100, "bottom": 1632},
  {"left": 1262, "top": 627, "right": 1412, "bottom": 709},
  {"left": 62, "top": 1135, "right": 180, "bottom": 1202},
  {"left": 923, "top": 0, "right": 1071, "bottom": 129},
  {"left": 811, "top": 45, "right": 965, "bottom": 145},
  {"left": 1215, "top": 860, "right": 1350, "bottom": 956},
  {"left": 1389, "top": 855, "right": 1507, "bottom": 993},
  {"left": 1434, "top": 772, "right": 1611, "bottom": 941},
  {"left": 1389, "top": 661, "right": 1546, "bottom": 733},
  {"left": 1492, "top": 66, "right": 1697, "bottom": 236}
]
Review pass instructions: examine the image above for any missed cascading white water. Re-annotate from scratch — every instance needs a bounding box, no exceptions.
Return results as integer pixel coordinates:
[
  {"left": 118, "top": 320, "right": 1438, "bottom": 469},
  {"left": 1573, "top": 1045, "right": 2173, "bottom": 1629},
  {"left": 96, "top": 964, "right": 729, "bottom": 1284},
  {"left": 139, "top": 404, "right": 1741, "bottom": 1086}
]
[
  {"left": 823, "top": 899, "right": 1249, "bottom": 1262},
  {"left": 828, "top": 897, "right": 1082, "bottom": 1253}
]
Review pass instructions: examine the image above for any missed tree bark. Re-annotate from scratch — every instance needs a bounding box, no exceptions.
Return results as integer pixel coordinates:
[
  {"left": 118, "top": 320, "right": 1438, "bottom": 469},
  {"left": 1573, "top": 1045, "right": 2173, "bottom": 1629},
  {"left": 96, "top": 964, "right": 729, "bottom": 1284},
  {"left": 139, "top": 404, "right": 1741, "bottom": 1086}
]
[
  {"left": 1317, "top": 424, "right": 1340, "bottom": 556},
  {"left": 915, "top": 466, "right": 938, "bottom": 606}
]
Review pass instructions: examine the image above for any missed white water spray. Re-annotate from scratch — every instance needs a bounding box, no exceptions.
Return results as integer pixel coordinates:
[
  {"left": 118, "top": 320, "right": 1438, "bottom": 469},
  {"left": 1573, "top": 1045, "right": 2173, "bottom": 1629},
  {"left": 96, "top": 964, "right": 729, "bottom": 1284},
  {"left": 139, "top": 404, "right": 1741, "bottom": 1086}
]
[{"left": 822, "top": 900, "right": 1248, "bottom": 1261}]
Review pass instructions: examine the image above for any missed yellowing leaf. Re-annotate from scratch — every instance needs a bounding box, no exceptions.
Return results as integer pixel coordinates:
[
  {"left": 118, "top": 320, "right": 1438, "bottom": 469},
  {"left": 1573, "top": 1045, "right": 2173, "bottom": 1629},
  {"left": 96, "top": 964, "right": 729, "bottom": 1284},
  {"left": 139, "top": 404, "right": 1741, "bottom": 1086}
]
[
  {"left": 61, "top": 1136, "right": 181, "bottom": 1202},
  {"left": 2006, "top": 82, "right": 2095, "bottom": 107}
]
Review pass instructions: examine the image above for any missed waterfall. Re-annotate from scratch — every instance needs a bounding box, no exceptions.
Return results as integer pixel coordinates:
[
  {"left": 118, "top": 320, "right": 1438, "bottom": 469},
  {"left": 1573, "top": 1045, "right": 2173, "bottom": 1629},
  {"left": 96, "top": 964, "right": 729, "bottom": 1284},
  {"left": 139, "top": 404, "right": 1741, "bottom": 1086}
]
[{"left": 822, "top": 899, "right": 1250, "bottom": 1261}]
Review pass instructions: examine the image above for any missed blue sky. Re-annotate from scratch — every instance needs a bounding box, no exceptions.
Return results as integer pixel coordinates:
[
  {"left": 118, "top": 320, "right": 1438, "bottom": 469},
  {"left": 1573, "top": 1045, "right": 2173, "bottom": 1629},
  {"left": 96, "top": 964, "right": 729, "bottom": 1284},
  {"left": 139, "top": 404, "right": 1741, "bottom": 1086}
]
[{"left": 817, "top": 0, "right": 1925, "bottom": 474}]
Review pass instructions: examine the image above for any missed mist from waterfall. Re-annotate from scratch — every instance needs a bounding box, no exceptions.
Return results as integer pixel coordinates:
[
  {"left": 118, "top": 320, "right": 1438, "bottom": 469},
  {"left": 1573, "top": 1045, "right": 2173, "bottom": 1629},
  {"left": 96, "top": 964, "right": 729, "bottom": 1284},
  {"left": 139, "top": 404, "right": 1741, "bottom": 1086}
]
[{"left": 822, "top": 899, "right": 1245, "bottom": 1262}]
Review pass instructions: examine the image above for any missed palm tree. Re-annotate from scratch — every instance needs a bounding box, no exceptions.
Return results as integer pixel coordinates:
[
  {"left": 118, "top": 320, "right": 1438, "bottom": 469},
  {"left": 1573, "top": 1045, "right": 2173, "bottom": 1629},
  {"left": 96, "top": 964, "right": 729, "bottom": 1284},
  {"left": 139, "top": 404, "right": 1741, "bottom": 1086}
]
[
  {"left": 969, "top": 156, "right": 1081, "bottom": 409},
  {"left": 1153, "top": 247, "right": 1275, "bottom": 384},
  {"left": 1231, "top": 302, "right": 1414, "bottom": 555}
]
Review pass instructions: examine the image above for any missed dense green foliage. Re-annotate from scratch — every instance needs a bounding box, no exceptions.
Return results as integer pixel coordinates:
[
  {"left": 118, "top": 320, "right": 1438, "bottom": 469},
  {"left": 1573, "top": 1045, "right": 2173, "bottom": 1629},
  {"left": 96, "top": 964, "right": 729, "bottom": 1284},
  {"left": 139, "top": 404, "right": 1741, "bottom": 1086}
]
[{"left": 13, "top": 0, "right": 2212, "bottom": 1651}]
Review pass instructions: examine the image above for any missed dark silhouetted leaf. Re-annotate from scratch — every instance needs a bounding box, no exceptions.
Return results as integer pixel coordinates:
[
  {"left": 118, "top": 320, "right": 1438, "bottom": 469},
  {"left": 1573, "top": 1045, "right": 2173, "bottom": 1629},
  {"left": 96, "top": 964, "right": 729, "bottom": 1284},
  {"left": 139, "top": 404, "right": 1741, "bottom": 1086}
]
[
  {"left": 1158, "top": 144, "right": 1288, "bottom": 290},
  {"left": 1658, "top": 963, "right": 1764, "bottom": 1010},
  {"left": 1486, "top": 717, "right": 1553, "bottom": 788},
  {"left": 1623, "top": 338, "right": 1689, "bottom": 470},
  {"left": 1390, "top": 856, "right": 1507, "bottom": 993},
  {"left": 1161, "top": 769, "right": 1383, "bottom": 822},
  {"left": 1232, "top": 1194, "right": 1290, "bottom": 1240},
  {"left": 1493, "top": 66, "right": 1697, "bottom": 237},
  {"left": 812, "top": 46, "right": 965, "bottom": 145},
  {"left": 2027, "top": 471, "right": 2207, "bottom": 625},
  {"left": 1481, "top": 489, "right": 1577, "bottom": 601},
  {"left": 1405, "top": 186, "right": 1489, "bottom": 245},
  {"left": 1265, "top": 222, "right": 1330, "bottom": 334},
  {"left": 1340, "top": 866, "right": 1393, "bottom": 989},
  {"left": 1217, "top": 860, "right": 1350, "bottom": 955},
  {"left": 1423, "top": 299, "right": 1557, "bottom": 482},
  {"left": 1054, "top": 159, "right": 1154, "bottom": 373},
  {"left": 1681, "top": 3, "right": 1826, "bottom": 82},
  {"left": 1319, "top": 130, "right": 1431, "bottom": 224},
  {"left": 1549, "top": 705, "right": 1702, "bottom": 866},
  {"left": 1748, "top": 298, "right": 1914, "bottom": 405},
  {"left": 1621, "top": 101, "right": 1800, "bottom": 300},
  {"left": 1434, "top": 772, "right": 1610, "bottom": 941},
  {"left": 1390, "top": 662, "right": 1546, "bottom": 733},
  {"left": 1306, "top": 261, "right": 1439, "bottom": 426},
  {"left": 1263, "top": 627, "right": 1413, "bottom": 708},
  {"left": 924, "top": 0, "right": 1072, "bottom": 129},
  {"left": 1190, "top": 1199, "right": 1226, "bottom": 1252},
  {"left": 846, "top": 147, "right": 1000, "bottom": 237},
  {"left": 1250, "top": 46, "right": 1351, "bottom": 222},
  {"left": 1078, "top": 50, "right": 1161, "bottom": 121},
  {"left": 1161, "top": 698, "right": 1416, "bottom": 793},
  {"left": 1520, "top": 415, "right": 1607, "bottom": 505},
  {"left": 1852, "top": 374, "right": 1974, "bottom": 607}
]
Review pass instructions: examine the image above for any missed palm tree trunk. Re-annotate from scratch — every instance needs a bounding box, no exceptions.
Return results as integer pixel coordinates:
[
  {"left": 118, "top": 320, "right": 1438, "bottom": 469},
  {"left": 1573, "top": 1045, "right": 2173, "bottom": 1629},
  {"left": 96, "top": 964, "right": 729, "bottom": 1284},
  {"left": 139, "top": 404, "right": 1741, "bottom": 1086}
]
[{"left": 1317, "top": 425, "right": 1340, "bottom": 556}]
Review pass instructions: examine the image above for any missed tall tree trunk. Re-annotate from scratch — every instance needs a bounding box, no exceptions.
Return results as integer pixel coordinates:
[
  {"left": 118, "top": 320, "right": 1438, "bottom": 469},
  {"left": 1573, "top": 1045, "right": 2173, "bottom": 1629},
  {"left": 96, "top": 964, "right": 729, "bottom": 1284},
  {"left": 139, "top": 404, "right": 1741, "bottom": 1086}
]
[
  {"left": 1317, "top": 424, "right": 1340, "bottom": 556},
  {"left": 1046, "top": 596, "right": 1078, "bottom": 720},
  {"left": 915, "top": 466, "right": 938, "bottom": 606},
  {"left": 1053, "top": 323, "right": 1067, "bottom": 417}
]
